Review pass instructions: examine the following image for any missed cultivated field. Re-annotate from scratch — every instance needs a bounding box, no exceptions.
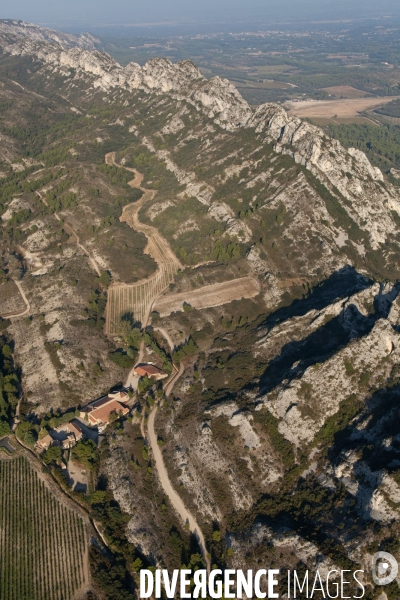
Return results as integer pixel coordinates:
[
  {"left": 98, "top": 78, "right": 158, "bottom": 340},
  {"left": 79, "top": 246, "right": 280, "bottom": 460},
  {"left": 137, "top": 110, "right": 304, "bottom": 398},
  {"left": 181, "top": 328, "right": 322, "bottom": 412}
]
[
  {"left": 285, "top": 96, "right": 400, "bottom": 119},
  {"left": 321, "top": 85, "right": 369, "bottom": 99},
  {"left": 154, "top": 276, "right": 260, "bottom": 316},
  {"left": 107, "top": 264, "right": 179, "bottom": 331},
  {"left": 104, "top": 153, "right": 181, "bottom": 334},
  {"left": 0, "top": 455, "right": 89, "bottom": 600}
]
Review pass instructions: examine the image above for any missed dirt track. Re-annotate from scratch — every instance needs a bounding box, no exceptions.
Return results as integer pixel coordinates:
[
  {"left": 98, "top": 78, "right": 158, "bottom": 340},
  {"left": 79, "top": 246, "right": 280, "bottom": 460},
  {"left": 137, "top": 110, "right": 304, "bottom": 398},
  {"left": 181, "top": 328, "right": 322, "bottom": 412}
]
[
  {"left": 154, "top": 276, "right": 260, "bottom": 316},
  {"left": 147, "top": 370, "right": 210, "bottom": 573},
  {"left": 104, "top": 152, "right": 181, "bottom": 333},
  {"left": 1, "top": 279, "right": 30, "bottom": 318}
]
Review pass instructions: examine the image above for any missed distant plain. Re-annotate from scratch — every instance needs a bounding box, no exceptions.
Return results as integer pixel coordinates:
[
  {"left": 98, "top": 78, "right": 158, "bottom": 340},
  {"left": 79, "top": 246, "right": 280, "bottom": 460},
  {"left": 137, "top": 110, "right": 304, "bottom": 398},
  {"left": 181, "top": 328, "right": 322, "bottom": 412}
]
[{"left": 284, "top": 95, "right": 400, "bottom": 123}]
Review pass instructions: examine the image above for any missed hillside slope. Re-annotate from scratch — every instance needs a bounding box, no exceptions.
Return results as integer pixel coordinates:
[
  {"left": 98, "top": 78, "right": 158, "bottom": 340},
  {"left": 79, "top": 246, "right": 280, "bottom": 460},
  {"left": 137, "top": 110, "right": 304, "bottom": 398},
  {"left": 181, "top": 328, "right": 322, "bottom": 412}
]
[{"left": 1, "top": 21, "right": 400, "bottom": 597}]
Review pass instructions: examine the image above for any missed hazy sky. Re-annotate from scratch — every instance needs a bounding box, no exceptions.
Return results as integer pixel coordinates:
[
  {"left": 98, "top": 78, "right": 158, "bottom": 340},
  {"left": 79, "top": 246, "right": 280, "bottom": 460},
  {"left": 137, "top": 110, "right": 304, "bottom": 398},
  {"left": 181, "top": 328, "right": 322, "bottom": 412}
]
[{"left": 3, "top": 0, "right": 400, "bottom": 29}]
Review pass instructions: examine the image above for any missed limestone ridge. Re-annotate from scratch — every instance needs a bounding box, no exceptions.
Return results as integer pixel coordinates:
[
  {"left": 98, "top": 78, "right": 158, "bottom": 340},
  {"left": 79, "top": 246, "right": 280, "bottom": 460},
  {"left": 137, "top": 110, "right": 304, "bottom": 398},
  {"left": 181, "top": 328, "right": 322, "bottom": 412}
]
[
  {"left": 3, "top": 20, "right": 400, "bottom": 248},
  {"left": 0, "top": 20, "right": 100, "bottom": 51},
  {"left": 250, "top": 103, "right": 400, "bottom": 248}
]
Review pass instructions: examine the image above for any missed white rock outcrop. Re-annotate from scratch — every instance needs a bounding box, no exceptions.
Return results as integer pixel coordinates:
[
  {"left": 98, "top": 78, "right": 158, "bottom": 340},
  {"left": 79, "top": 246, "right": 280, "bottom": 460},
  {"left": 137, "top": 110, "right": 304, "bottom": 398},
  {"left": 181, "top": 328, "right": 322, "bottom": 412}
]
[{"left": 260, "top": 319, "right": 400, "bottom": 446}]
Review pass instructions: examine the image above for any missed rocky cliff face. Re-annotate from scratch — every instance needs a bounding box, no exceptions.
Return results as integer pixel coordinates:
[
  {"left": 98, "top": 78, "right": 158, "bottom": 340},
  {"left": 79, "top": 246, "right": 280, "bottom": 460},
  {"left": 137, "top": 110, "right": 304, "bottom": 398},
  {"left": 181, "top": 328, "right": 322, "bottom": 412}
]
[
  {"left": 251, "top": 103, "right": 399, "bottom": 248},
  {"left": 153, "top": 271, "right": 400, "bottom": 586}
]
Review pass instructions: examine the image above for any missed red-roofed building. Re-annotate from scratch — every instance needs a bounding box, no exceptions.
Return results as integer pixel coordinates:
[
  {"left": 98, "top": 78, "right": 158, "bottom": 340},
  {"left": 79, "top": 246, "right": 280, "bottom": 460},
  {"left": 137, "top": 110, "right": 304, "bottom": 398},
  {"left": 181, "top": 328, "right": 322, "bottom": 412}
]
[
  {"left": 108, "top": 390, "right": 129, "bottom": 403},
  {"left": 134, "top": 364, "right": 168, "bottom": 380},
  {"left": 36, "top": 420, "right": 85, "bottom": 453},
  {"left": 79, "top": 396, "right": 129, "bottom": 432},
  {"left": 36, "top": 434, "right": 56, "bottom": 452}
]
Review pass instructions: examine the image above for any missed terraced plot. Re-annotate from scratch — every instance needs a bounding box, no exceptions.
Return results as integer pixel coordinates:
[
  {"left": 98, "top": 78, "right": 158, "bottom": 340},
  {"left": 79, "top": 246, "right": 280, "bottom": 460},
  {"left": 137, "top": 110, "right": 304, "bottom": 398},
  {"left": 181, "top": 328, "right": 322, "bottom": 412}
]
[
  {"left": 107, "top": 265, "right": 178, "bottom": 330},
  {"left": 0, "top": 455, "right": 89, "bottom": 600}
]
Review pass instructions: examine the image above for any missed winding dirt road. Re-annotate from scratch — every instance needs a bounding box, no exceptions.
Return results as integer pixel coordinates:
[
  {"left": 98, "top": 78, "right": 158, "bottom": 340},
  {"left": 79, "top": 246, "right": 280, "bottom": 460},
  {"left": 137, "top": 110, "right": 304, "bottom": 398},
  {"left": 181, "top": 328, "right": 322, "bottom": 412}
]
[
  {"left": 2, "top": 279, "right": 31, "bottom": 318},
  {"left": 154, "top": 327, "right": 176, "bottom": 352},
  {"left": 163, "top": 362, "right": 184, "bottom": 398},
  {"left": 106, "top": 153, "right": 211, "bottom": 570},
  {"left": 148, "top": 375, "right": 210, "bottom": 572},
  {"left": 104, "top": 152, "right": 181, "bottom": 333},
  {"left": 146, "top": 325, "right": 210, "bottom": 568}
]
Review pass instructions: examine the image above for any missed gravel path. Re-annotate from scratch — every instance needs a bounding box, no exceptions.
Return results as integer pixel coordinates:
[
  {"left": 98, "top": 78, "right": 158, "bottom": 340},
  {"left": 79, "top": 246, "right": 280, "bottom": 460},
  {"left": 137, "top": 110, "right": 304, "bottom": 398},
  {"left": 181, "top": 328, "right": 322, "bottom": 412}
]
[
  {"left": 3, "top": 279, "right": 31, "bottom": 318},
  {"left": 148, "top": 398, "right": 210, "bottom": 572}
]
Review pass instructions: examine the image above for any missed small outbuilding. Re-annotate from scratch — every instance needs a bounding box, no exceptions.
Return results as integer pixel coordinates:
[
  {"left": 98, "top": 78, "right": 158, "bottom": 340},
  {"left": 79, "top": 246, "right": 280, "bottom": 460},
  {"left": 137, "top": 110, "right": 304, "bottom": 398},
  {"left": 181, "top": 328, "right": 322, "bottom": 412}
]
[{"left": 134, "top": 364, "right": 168, "bottom": 381}]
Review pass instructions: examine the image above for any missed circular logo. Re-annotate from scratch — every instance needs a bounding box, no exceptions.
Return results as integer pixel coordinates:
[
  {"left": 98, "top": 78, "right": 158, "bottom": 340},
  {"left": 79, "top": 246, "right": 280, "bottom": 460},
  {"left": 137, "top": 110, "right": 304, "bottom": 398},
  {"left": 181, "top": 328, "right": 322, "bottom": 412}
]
[{"left": 372, "top": 552, "right": 398, "bottom": 586}]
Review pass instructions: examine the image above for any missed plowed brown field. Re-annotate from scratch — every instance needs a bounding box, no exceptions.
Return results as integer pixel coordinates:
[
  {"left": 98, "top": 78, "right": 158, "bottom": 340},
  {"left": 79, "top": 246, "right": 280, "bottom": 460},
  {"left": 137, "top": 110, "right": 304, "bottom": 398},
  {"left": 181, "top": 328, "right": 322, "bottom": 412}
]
[{"left": 154, "top": 276, "right": 260, "bottom": 316}]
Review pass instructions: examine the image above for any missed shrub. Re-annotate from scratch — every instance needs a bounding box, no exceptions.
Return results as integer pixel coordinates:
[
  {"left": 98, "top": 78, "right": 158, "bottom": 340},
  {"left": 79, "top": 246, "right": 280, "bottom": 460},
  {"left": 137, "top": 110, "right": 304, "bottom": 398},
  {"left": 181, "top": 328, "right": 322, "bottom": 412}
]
[
  {"left": 109, "top": 351, "right": 135, "bottom": 369},
  {"left": 43, "top": 446, "right": 62, "bottom": 465},
  {"left": 0, "top": 419, "right": 10, "bottom": 437}
]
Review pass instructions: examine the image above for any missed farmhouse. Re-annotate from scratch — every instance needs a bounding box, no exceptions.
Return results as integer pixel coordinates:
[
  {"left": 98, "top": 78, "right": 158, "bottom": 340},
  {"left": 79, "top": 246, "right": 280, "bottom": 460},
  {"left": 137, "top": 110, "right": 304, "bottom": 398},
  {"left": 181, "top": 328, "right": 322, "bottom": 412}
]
[
  {"left": 79, "top": 394, "right": 129, "bottom": 432},
  {"left": 51, "top": 421, "right": 85, "bottom": 449},
  {"left": 36, "top": 420, "right": 85, "bottom": 453},
  {"left": 134, "top": 364, "right": 168, "bottom": 381},
  {"left": 66, "top": 421, "right": 84, "bottom": 441},
  {"left": 36, "top": 434, "right": 54, "bottom": 452}
]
